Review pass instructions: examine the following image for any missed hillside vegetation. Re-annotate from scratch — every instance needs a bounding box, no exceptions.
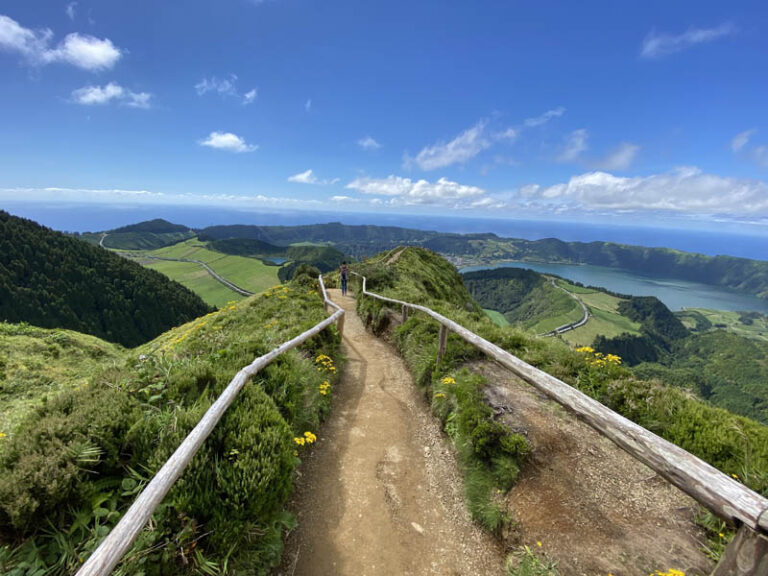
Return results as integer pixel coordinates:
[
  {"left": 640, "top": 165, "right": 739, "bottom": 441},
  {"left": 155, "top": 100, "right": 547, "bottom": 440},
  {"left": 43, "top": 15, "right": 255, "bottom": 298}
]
[
  {"left": 0, "top": 279, "right": 342, "bottom": 575},
  {"left": 87, "top": 219, "right": 768, "bottom": 300},
  {"left": 0, "top": 322, "right": 124, "bottom": 437},
  {"left": 80, "top": 219, "right": 195, "bottom": 250},
  {"left": 354, "top": 248, "right": 768, "bottom": 501},
  {"left": 0, "top": 212, "right": 213, "bottom": 347},
  {"left": 463, "top": 268, "right": 581, "bottom": 332}
]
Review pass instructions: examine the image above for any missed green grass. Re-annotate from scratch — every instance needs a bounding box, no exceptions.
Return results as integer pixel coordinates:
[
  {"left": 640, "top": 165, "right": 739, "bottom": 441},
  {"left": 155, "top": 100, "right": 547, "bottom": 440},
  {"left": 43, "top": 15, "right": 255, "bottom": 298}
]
[
  {"left": 484, "top": 309, "right": 510, "bottom": 326},
  {"left": 0, "top": 323, "right": 124, "bottom": 439},
  {"left": 681, "top": 308, "right": 768, "bottom": 342},
  {"left": 561, "top": 307, "right": 641, "bottom": 346},
  {"left": 140, "top": 238, "right": 282, "bottom": 298},
  {"left": 554, "top": 278, "right": 593, "bottom": 294},
  {"left": 143, "top": 258, "right": 245, "bottom": 308},
  {"left": 1, "top": 280, "right": 343, "bottom": 575},
  {"left": 527, "top": 306, "right": 583, "bottom": 334},
  {"left": 551, "top": 281, "right": 641, "bottom": 346}
]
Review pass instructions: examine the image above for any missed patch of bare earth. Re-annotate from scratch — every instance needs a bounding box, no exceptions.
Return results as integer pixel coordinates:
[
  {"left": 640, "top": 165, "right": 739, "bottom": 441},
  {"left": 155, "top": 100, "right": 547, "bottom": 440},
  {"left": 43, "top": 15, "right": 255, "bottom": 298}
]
[
  {"left": 278, "top": 290, "right": 504, "bottom": 576},
  {"left": 472, "top": 361, "right": 714, "bottom": 576}
]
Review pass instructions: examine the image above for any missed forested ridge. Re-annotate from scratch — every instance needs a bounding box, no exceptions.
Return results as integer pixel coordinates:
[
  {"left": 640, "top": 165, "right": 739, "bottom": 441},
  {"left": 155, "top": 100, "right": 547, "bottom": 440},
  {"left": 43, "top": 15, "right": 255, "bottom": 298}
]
[
  {"left": 0, "top": 211, "right": 213, "bottom": 347},
  {"left": 80, "top": 219, "right": 768, "bottom": 299},
  {"left": 462, "top": 268, "right": 578, "bottom": 327}
]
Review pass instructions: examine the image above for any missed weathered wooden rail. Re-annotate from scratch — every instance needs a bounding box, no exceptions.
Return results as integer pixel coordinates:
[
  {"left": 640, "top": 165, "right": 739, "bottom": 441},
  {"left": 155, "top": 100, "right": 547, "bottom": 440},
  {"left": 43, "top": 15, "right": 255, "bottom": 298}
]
[
  {"left": 76, "top": 276, "right": 343, "bottom": 576},
  {"left": 353, "top": 272, "right": 768, "bottom": 575}
]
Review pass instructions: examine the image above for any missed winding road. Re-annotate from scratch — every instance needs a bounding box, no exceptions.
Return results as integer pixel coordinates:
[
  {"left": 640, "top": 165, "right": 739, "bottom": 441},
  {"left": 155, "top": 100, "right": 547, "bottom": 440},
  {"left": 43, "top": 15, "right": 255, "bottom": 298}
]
[
  {"left": 121, "top": 253, "right": 254, "bottom": 297},
  {"left": 540, "top": 278, "right": 590, "bottom": 337}
]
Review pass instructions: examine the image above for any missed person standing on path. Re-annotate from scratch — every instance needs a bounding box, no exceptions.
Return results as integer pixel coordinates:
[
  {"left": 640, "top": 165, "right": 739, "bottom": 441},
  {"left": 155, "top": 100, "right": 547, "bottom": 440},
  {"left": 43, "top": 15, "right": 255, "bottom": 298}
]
[{"left": 339, "top": 261, "right": 349, "bottom": 296}]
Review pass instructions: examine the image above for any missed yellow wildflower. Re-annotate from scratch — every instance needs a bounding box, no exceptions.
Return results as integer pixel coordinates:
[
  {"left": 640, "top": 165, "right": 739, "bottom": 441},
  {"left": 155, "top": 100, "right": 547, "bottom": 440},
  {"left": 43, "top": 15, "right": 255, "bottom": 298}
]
[
  {"left": 576, "top": 346, "right": 594, "bottom": 354},
  {"left": 434, "top": 393, "right": 446, "bottom": 399},
  {"left": 293, "top": 437, "right": 305, "bottom": 446},
  {"left": 441, "top": 376, "right": 456, "bottom": 386},
  {"left": 536, "top": 541, "right": 542, "bottom": 548},
  {"left": 0, "top": 432, "right": 6, "bottom": 439},
  {"left": 304, "top": 431, "right": 317, "bottom": 444}
]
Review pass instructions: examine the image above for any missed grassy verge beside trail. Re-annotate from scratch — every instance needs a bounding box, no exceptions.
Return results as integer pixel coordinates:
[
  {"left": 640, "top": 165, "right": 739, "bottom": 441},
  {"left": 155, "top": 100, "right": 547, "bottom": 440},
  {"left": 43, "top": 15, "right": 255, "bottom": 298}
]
[
  {"left": 0, "top": 276, "right": 342, "bottom": 575},
  {"left": 354, "top": 248, "right": 768, "bottom": 502}
]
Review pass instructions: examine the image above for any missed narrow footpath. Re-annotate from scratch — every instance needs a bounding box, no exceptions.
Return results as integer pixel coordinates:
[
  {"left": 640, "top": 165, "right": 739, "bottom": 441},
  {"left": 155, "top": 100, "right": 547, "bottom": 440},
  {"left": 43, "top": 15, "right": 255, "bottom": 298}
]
[{"left": 279, "top": 289, "right": 503, "bottom": 576}]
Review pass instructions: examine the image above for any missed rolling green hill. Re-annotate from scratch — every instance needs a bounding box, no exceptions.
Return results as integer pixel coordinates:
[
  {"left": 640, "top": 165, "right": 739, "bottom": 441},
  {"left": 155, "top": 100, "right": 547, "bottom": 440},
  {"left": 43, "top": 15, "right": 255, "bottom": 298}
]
[
  {"left": 463, "top": 268, "right": 582, "bottom": 332},
  {"left": 84, "top": 219, "right": 768, "bottom": 301},
  {"left": 0, "top": 212, "right": 213, "bottom": 347},
  {"left": 79, "top": 219, "right": 196, "bottom": 250}
]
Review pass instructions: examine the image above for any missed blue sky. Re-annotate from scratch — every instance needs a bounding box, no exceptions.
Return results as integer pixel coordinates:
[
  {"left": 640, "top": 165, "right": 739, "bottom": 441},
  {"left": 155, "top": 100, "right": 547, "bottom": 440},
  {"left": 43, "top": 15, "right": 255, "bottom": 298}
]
[{"left": 1, "top": 0, "right": 767, "bottom": 231}]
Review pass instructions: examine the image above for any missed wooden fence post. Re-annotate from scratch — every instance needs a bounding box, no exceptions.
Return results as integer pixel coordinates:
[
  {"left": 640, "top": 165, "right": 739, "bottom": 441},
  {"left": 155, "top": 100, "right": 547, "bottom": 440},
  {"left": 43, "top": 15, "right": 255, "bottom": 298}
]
[
  {"left": 436, "top": 324, "right": 448, "bottom": 368},
  {"left": 712, "top": 524, "right": 768, "bottom": 575},
  {"left": 402, "top": 304, "right": 408, "bottom": 323},
  {"left": 337, "top": 313, "right": 345, "bottom": 337}
]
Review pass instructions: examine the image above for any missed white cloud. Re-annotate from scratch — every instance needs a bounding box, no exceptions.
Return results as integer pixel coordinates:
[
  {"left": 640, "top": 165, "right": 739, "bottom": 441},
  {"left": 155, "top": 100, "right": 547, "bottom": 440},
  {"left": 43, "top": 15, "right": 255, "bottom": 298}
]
[
  {"left": 288, "top": 169, "right": 317, "bottom": 184},
  {"left": 287, "top": 169, "right": 338, "bottom": 185},
  {"left": 408, "top": 121, "right": 490, "bottom": 171},
  {"left": 71, "top": 82, "right": 151, "bottom": 109},
  {"left": 524, "top": 107, "right": 566, "bottom": 127},
  {"left": 0, "top": 186, "right": 326, "bottom": 210},
  {"left": 347, "top": 175, "right": 485, "bottom": 206},
  {"left": 199, "top": 131, "right": 257, "bottom": 153},
  {"left": 66, "top": 3, "right": 78, "bottom": 21},
  {"left": 594, "top": 142, "right": 640, "bottom": 170},
  {"left": 243, "top": 88, "right": 258, "bottom": 105},
  {"left": 494, "top": 127, "right": 518, "bottom": 142},
  {"left": 557, "top": 129, "right": 588, "bottom": 163},
  {"left": 305, "top": 98, "right": 312, "bottom": 112},
  {"left": 518, "top": 167, "right": 768, "bottom": 216},
  {"left": 358, "top": 136, "right": 381, "bottom": 150},
  {"left": 195, "top": 75, "right": 238, "bottom": 97},
  {"left": 0, "top": 15, "right": 122, "bottom": 71},
  {"left": 641, "top": 23, "right": 735, "bottom": 59},
  {"left": 195, "top": 76, "right": 259, "bottom": 105},
  {"left": 732, "top": 129, "right": 756, "bottom": 153}
]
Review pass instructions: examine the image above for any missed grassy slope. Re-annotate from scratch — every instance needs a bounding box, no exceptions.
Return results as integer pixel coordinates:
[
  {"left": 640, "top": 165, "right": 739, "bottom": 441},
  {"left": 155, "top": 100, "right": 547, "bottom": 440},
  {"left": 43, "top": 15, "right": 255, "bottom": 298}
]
[
  {"left": 484, "top": 309, "right": 510, "bottom": 326},
  {"left": 1, "top": 281, "right": 342, "bottom": 574},
  {"left": 0, "top": 323, "right": 124, "bottom": 437},
  {"left": 679, "top": 308, "right": 768, "bottom": 342},
  {"left": 354, "top": 247, "right": 768, "bottom": 497},
  {"left": 142, "top": 258, "right": 245, "bottom": 308},
  {"left": 557, "top": 280, "right": 642, "bottom": 346},
  {"left": 148, "top": 238, "right": 281, "bottom": 295}
]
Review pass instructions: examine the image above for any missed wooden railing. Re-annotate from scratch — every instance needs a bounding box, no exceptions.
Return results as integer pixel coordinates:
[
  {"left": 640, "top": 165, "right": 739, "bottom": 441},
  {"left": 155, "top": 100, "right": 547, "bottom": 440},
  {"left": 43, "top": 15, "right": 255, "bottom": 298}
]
[
  {"left": 76, "top": 276, "right": 343, "bottom": 576},
  {"left": 353, "top": 272, "right": 768, "bottom": 574}
]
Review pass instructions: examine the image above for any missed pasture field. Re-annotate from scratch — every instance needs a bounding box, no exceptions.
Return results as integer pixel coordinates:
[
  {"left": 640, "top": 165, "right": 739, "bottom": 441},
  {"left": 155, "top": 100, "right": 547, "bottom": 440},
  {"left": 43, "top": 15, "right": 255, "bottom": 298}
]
[
  {"left": 142, "top": 258, "right": 245, "bottom": 308},
  {"left": 142, "top": 238, "right": 281, "bottom": 299},
  {"left": 483, "top": 308, "right": 510, "bottom": 326}
]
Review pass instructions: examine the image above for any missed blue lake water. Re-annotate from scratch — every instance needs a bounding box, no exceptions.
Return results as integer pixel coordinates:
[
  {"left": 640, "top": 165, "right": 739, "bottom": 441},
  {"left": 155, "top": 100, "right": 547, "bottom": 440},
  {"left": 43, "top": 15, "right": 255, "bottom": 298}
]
[
  {"left": 460, "top": 261, "right": 768, "bottom": 313},
  {"left": 264, "top": 257, "right": 288, "bottom": 265}
]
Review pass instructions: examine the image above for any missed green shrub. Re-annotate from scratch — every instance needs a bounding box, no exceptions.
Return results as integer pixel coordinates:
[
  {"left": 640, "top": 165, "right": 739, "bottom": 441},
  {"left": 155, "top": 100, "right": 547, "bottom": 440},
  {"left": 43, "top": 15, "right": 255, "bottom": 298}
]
[{"left": 0, "top": 385, "right": 141, "bottom": 532}]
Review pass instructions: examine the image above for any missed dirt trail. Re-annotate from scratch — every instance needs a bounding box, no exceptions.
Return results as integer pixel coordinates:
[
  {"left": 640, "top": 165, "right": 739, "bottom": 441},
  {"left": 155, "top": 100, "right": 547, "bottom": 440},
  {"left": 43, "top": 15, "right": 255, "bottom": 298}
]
[{"left": 279, "top": 289, "right": 504, "bottom": 575}]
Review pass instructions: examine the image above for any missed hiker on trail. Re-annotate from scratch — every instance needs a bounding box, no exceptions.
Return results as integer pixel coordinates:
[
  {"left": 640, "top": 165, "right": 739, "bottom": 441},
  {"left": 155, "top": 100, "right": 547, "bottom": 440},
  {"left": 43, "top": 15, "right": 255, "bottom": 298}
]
[{"left": 339, "top": 262, "right": 349, "bottom": 296}]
